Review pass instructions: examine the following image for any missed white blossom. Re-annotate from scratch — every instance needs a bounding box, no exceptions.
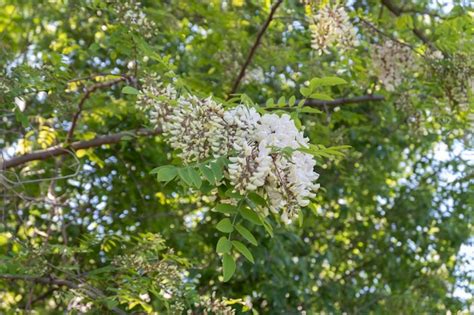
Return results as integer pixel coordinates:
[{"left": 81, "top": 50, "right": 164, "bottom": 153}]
[
  {"left": 163, "top": 95, "right": 227, "bottom": 162},
  {"left": 223, "top": 105, "right": 260, "bottom": 151},
  {"left": 309, "top": 5, "right": 357, "bottom": 55},
  {"left": 14, "top": 97, "right": 26, "bottom": 112},
  {"left": 242, "top": 67, "right": 265, "bottom": 85},
  {"left": 371, "top": 40, "right": 414, "bottom": 91},
  {"left": 255, "top": 113, "right": 308, "bottom": 149},
  {"left": 138, "top": 78, "right": 320, "bottom": 224},
  {"left": 228, "top": 141, "right": 272, "bottom": 194},
  {"left": 67, "top": 296, "right": 93, "bottom": 313},
  {"left": 114, "top": 0, "right": 156, "bottom": 38}
]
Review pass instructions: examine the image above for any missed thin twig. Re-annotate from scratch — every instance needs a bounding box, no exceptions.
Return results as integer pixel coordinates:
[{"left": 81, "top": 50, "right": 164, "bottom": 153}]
[
  {"left": 1, "top": 128, "right": 161, "bottom": 170},
  {"left": 65, "top": 76, "right": 129, "bottom": 143},
  {"left": 227, "top": 0, "right": 284, "bottom": 98},
  {"left": 359, "top": 18, "right": 418, "bottom": 53},
  {"left": 302, "top": 94, "right": 385, "bottom": 107},
  {"left": 266, "top": 94, "right": 385, "bottom": 110},
  {"left": 380, "top": 0, "right": 436, "bottom": 50}
]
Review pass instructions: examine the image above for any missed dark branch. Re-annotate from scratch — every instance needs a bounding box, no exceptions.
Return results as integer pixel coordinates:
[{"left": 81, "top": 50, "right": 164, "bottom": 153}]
[
  {"left": 1, "top": 128, "right": 161, "bottom": 170},
  {"left": 227, "top": 0, "right": 283, "bottom": 98},
  {"left": 380, "top": 0, "right": 435, "bottom": 49},
  {"left": 65, "top": 76, "right": 129, "bottom": 143},
  {"left": 359, "top": 18, "right": 417, "bottom": 53},
  {"left": 0, "top": 274, "right": 126, "bottom": 314},
  {"left": 302, "top": 94, "right": 385, "bottom": 107},
  {"left": 2, "top": 95, "right": 382, "bottom": 170}
]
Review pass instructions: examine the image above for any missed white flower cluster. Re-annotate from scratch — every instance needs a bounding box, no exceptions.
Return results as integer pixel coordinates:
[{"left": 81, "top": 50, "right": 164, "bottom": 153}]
[
  {"left": 309, "top": 5, "right": 357, "bottom": 55},
  {"left": 139, "top": 79, "right": 320, "bottom": 224},
  {"left": 163, "top": 96, "right": 227, "bottom": 162},
  {"left": 67, "top": 296, "right": 93, "bottom": 313},
  {"left": 371, "top": 40, "right": 414, "bottom": 91},
  {"left": 113, "top": 0, "right": 156, "bottom": 38},
  {"left": 242, "top": 67, "right": 265, "bottom": 85},
  {"left": 190, "top": 292, "right": 235, "bottom": 315}
]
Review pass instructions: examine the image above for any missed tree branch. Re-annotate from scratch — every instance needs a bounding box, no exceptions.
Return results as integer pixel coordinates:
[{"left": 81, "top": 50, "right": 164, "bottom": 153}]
[
  {"left": 0, "top": 274, "right": 126, "bottom": 315},
  {"left": 227, "top": 0, "right": 284, "bottom": 98},
  {"left": 1, "top": 128, "right": 161, "bottom": 170},
  {"left": 359, "top": 18, "right": 417, "bottom": 53},
  {"left": 65, "top": 76, "right": 129, "bottom": 143},
  {"left": 380, "top": 0, "right": 435, "bottom": 49},
  {"left": 302, "top": 94, "right": 385, "bottom": 107},
  {"left": 265, "top": 94, "right": 385, "bottom": 111},
  {"left": 2, "top": 94, "right": 382, "bottom": 170}
]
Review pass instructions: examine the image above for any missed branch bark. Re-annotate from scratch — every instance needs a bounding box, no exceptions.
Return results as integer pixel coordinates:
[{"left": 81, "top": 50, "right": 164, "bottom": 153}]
[
  {"left": 380, "top": 0, "right": 435, "bottom": 49},
  {"left": 65, "top": 76, "right": 129, "bottom": 143},
  {"left": 227, "top": 0, "right": 284, "bottom": 98},
  {"left": 263, "top": 94, "right": 385, "bottom": 110},
  {"left": 0, "top": 274, "right": 127, "bottom": 314},
  {"left": 1, "top": 128, "right": 161, "bottom": 170},
  {"left": 302, "top": 94, "right": 385, "bottom": 107}
]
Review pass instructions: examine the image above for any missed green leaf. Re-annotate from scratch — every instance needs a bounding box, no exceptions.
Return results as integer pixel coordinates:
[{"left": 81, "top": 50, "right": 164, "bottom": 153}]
[
  {"left": 300, "top": 107, "right": 323, "bottom": 114},
  {"left": 224, "top": 189, "right": 244, "bottom": 200},
  {"left": 288, "top": 95, "right": 296, "bottom": 107},
  {"left": 300, "top": 86, "right": 312, "bottom": 97},
  {"left": 239, "top": 207, "right": 263, "bottom": 225},
  {"left": 297, "top": 99, "right": 306, "bottom": 107},
  {"left": 199, "top": 181, "right": 214, "bottom": 194},
  {"left": 298, "top": 212, "right": 304, "bottom": 227},
  {"left": 232, "top": 240, "right": 254, "bottom": 263},
  {"left": 277, "top": 96, "right": 286, "bottom": 107},
  {"left": 216, "top": 218, "right": 234, "bottom": 233},
  {"left": 188, "top": 167, "right": 202, "bottom": 188},
  {"left": 309, "top": 93, "right": 334, "bottom": 101},
  {"left": 310, "top": 76, "right": 347, "bottom": 87},
  {"left": 396, "top": 15, "right": 414, "bottom": 29},
  {"left": 216, "top": 237, "right": 232, "bottom": 254},
  {"left": 121, "top": 86, "right": 139, "bottom": 95},
  {"left": 262, "top": 219, "right": 274, "bottom": 238},
  {"left": 15, "top": 109, "right": 29, "bottom": 128},
  {"left": 89, "top": 42, "right": 100, "bottom": 52},
  {"left": 150, "top": 165, "right": 178, "bottom": 182},
  {"left": 213, "top": 204, "right": 238, "bottom": 215},
  {"left": 235, "top": 224, "right": 258, "bottom": 246},
  {"left": 247, "top": 192, "right": 267, "bottom": 207},
  {"left": 178, "top": 167, "right": 193, "bottom": 186},
  {"left": 210, "top": 161, "right": 224, "bottom": 182},
  {"left": 222, "top": 253, "right": 236, "bottom": 282},
  {"left": 291, "top": 111, "right": 302, "bottom": 129},
  {"left": 199, "top": 165, "right": 215, "bottom": 184}
]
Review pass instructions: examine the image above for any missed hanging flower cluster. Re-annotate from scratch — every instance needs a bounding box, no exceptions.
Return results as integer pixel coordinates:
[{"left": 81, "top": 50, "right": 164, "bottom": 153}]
[
  {"left": 113, "top": 0, "right": 156, "bottom": 38},
  {"left": 371, "top": 40, "right": 414, "bottom": 91},
  {"left": 138, "top": 77, "right": 320, "bottom": 224},
  {"left": 309, "top": 5, "right": 357, "bottom": 55}
]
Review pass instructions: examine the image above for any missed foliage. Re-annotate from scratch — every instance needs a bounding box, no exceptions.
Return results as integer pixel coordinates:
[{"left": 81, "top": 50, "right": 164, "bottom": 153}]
[{"left": 0, "top": 0, "right": 472, "bottom": 313}]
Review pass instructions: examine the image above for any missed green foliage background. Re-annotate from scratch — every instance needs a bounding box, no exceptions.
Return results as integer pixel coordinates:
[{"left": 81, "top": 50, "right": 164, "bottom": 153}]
[{"left": 0, "top": 0, "right": 472, "bottom": 313}]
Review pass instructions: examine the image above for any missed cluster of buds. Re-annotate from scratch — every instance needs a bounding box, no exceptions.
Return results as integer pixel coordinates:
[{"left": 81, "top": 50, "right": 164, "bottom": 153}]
[
  {"left": 112, "top": 0, "right": 156, "bottom": 38},
  {"left": 371, "top": 40, "right": 414, "bottom": 91},
  {"left": 138, "top": 78, "right": 320, "bottom": 224},
  {"left": 228, "top": 141, "right": 273, "bottom": 194},
  {"left": 163, "top": 96, "right": 227, "bottom": 162},
  {"left": 309, "top": 5, "right": 357, "bottom": 55},
  {"left": 266, "top": 151, "right": 320, "bottom": 223}
]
